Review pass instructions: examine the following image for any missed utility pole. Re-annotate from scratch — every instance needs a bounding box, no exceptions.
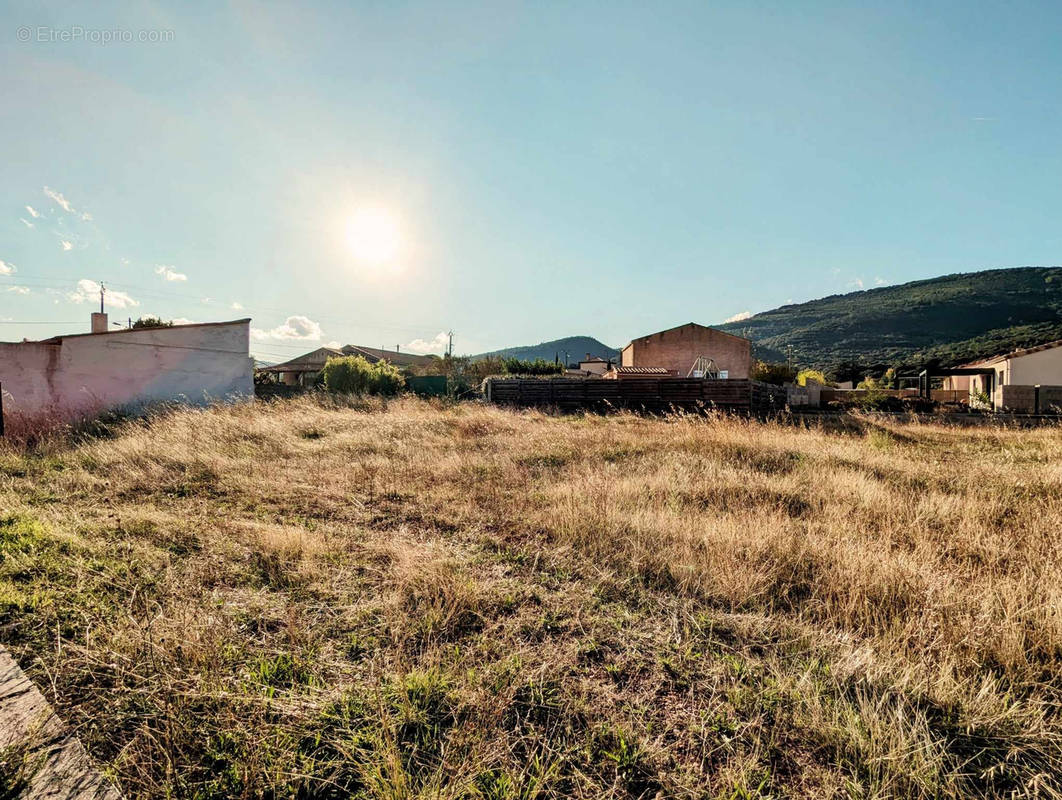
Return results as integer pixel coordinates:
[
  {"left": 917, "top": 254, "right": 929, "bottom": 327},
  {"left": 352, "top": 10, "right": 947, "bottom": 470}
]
[
  {"left": 785, "top": 344, "right": 795, "bottom": 372},
  {"left": 447, "top": 330, "right": 454, "bottom": 357},
  {"left": 99, "top": 282, "right": 106, "bottom": 313}
]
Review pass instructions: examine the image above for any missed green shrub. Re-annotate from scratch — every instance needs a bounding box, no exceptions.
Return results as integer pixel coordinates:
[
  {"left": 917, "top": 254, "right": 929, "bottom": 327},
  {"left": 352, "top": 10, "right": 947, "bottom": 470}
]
[
  {"left": 502, "top": 357, "right": 563, "bottom": 376},
  {"left": 131, "top": 316, "right": 174, "bottom": 329},
  {"left": 751, "top": 361, "right": 796, "bottom": 385},
  {"left": 795, "top": 369, "right": 829, "bottom": 387},
  {"left": 321, "top": 356, "right": 405, "bottom": 396}
]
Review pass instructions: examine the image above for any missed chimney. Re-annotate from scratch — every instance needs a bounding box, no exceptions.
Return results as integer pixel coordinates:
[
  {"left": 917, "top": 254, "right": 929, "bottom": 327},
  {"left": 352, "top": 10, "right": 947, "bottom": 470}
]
[
  {"left": 586, "top": 353, "right": 591, "bottom": 360},
  {"left": 91, "top": 312, "right": 109, "bottom": 333}
]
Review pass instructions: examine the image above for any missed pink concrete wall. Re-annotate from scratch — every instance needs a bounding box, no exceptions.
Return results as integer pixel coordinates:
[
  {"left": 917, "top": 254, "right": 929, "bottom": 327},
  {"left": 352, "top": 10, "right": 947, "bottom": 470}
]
[{"left": 1, "top": 320, "right": 253, "bottom": 433}]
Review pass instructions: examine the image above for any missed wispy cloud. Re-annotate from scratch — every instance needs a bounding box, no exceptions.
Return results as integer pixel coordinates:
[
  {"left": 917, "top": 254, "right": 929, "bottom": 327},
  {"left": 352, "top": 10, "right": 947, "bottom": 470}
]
[
  {"left": 68, "top": 279, "right": 138, "bottom": 309},
  {"left": 874, "top": 277, "right": 886, "bottom": 286},
  {"left": 251, "top": 315, "right": 324, "bottom": 342},
  {"left": 0, "top": 260, "right": 15, "bottom": 275},
  {"left": 24, "top": 205, "right": 40, "bottom": 218},
  {"left": 154, "top": 265, "right": 188, "bottom": 282},
  {"left": 6, "top": 286, "right": 31, "bottom": 295},
  {"left": 43, "top": 186, "right": 74, "bottom": 213},
  {"left": 43, "top": 186, "right": 93, "bottom": 221},
  {"left": 19, "top": 218, "right": 34, "bottom": 229},
  {"left": 60, "top": 240, "right": 73, "bottom": 251},
  {"left": 230, "top": 301, "right": 244, "bottom": 310},
  {"left": 405, "top": 331, "right": 449, "bottom": 354},
  {"left": 724, "top": 310, "right": 752, "bottom": 323},
  {"left": 848, "top": 278, "right": 865, "bottom": 290}
]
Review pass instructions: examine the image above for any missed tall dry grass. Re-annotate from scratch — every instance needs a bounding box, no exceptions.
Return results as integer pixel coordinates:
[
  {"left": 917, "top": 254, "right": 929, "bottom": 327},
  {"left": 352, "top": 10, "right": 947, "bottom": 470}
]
[{"left": 1, "top": 395, "right": 1061, "bottom": 798}]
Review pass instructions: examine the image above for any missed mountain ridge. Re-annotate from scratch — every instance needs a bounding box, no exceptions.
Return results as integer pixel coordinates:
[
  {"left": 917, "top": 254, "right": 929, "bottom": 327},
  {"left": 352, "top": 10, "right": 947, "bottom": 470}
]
[
  {"left": 472, "top": 267, "right": 1062, "bottom": 373},
  {"left": 473, "top": 336, "right": 619, "bottom": 364},
  {"left": 715, "top": 266, "right": 1062, "bottom": 371}
]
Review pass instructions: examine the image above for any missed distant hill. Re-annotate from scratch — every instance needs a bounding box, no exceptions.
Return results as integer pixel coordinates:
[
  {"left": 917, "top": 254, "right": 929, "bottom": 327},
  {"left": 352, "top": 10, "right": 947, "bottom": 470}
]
[
  {"left": 474, "top": 336, "right": 619, "bottom": 364},
  {"left": 715, "top": 267, "right": 1062, "bottom": 372}
]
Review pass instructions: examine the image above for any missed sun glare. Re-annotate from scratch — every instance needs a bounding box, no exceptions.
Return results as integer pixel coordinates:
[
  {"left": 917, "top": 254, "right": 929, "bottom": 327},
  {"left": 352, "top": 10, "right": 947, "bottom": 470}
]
[{"left": 344, "top": 206, "right": 402, "bottom": 266}]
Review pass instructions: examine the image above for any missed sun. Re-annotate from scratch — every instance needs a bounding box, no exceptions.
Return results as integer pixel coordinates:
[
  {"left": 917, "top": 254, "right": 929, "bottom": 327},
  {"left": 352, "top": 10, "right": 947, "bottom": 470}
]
[{"left": 344, "top": 206, "right": 402, "bottom": 266}]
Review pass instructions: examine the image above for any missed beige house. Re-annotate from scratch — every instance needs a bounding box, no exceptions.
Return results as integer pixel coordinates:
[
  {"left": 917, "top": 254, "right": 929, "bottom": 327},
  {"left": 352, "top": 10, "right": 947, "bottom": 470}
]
[
  {"left": 944, "top": 338, "right": 1062, "bottom": 410},
  {"left": 575, "top": 354, "right": 611, "bottom": 376},
  {"left": 621, "top": 322, "right": 751, "bottom": 378}
]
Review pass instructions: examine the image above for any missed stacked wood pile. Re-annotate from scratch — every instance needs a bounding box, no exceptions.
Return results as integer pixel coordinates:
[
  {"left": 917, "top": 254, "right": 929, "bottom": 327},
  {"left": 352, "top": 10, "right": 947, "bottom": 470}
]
[{"left": 483, "top": 378, "right": 785, "bottom": 413}]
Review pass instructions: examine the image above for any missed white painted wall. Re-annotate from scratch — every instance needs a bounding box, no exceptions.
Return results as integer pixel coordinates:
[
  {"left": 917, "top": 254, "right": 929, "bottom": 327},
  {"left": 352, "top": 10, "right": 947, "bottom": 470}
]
[
  {"left": 1, "top": 319, "right": 253, "bottom": 432},
  {"left": 1007, "top": 345, "right": 1062, "bottom": 386}
]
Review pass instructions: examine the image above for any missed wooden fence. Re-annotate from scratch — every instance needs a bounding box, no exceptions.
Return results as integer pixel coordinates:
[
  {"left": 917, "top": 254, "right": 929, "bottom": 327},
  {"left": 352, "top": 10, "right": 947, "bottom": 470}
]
[{"left": 483, "top": 377, "right": 786, "bottom": 413}]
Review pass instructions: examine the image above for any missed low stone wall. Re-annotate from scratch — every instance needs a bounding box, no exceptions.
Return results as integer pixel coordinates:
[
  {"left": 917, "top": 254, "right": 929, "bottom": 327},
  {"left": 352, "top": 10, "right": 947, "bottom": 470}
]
[
  {"left": 1000, "top": 385, "right": 1062, "bottom": 414},
  {"left": 1038, "top": 386, "right": 1062, "bottom": 413},
  {"left": 1002, "top": 385, "right": 1037, "bottom": 413}
]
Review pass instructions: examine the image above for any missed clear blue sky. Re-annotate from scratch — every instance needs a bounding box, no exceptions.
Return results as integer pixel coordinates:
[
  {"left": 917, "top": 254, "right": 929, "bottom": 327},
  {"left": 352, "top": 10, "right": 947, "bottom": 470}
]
[{"left": 2, "top": 1, "right": 1060, "bottom": 360}]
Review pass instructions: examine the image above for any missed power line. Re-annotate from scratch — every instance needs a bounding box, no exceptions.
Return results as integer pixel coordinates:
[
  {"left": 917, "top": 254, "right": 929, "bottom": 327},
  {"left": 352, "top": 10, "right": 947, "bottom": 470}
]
[{"left": 1, "top": 273, "right": 449, "bottom": 335}]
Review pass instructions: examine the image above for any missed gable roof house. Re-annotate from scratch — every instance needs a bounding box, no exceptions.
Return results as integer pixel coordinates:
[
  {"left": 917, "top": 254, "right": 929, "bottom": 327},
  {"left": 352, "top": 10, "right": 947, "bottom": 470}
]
[
  {"left": 621, "top": 322, "right": 751, "bottom": 378},
  {"left": 259, "top": 344, "right": 436, "bottom": 386},
  {"left": 0, "top": 314, "right": 253, "bottom": 435},
  {"left": 565, "top": 354, "right": 613, "bottom": 377},
  {"left": 944, "top": 338, "right": 1062, "bottom": 411}
]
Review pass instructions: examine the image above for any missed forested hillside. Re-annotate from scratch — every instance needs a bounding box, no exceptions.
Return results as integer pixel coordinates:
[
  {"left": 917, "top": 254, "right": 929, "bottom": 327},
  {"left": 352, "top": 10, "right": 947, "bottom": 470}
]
[{"left": 716, "top": 267, "right": 1062, "bottom": 372}]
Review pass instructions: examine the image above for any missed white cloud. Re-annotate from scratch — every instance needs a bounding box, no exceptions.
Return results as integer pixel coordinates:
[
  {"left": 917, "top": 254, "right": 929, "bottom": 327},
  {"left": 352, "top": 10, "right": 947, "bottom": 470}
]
[
  {"left": 251, "top": 315, "right": 324, "bottom": 342},
  {"left": 0, "top": 260, "right": 15, "bottom": 275},
  {"left": 404, "top": 331, "right": 449, "bottom": 354},
  {"left": 81, "top": 212, "right": 93, "bottom": 221},
  {"left": 67, "top": 279, "right": 139, "bottom": 309},
  {"left": 43, "top": 186, "right": 74, "bottom": 213},
  {"left": 25, "top": 205, "right": 40, "bottom": 218},
  {"left": 19, "top": 218, "right": 34, "bottom": 228},
  {"left": 171, "top": 317, "right": 196, "bottom": 326},
  {"left": 848, "top": 278, "right": 865, "bottom": 290},
  {"left": 6, "top": 286, "right": 30, "bottom": 295},
  {"left": 724, "top": 311, "right": 752, "bottom": 323},
  {"left": 154, "top": 265, "right": 188, "bottom": 282},
  {"left": 325, "top": 340, "right": 342, "bottom": 349},
  {"left": 230, "top": 301, "right": 243, "bottom": 310},
  {"left": 874, "top": 277, "right": 886, "bottom": 286},
  {"left": 60, "top": 240, "right": 73, "bottom": 251}
]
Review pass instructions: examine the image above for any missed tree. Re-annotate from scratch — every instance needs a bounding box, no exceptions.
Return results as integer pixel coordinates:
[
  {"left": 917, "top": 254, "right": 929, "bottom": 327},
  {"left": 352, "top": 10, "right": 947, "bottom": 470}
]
[
  {"left": 750, "top": 360, "right": 796, "bottom": 385},
  {"left": 131, "top": 316, "right": 173, "bottom": 329},
  {"left": 796, "top": 369, "right": 830, "bottom": 387},
  {"left": 502, "top": 357, "right": 563, "bottom": 376}
]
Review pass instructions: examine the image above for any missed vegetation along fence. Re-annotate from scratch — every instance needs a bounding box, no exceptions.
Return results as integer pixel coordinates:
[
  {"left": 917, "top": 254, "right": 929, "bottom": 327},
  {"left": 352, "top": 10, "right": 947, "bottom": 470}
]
[{"left": 483, "top": 377, "right": 786, "bottom": 413}]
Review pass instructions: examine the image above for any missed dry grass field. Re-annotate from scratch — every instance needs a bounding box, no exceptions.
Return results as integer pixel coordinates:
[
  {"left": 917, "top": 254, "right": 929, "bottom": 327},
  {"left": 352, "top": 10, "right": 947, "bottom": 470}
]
[{"left": 1, "top": 396, "right": 1061, "bottom": 799}]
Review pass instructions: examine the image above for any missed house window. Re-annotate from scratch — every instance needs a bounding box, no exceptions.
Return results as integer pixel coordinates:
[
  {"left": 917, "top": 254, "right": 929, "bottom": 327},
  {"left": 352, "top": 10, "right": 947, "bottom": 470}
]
[{"left": 719, "top": 370, "right": 728, "bottom": 379}]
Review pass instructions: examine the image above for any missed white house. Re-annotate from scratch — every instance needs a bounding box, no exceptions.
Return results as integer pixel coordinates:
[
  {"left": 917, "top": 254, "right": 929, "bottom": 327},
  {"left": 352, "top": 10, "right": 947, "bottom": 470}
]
[
  {"left": 943, "top": 338, "right": 1062, "bottom": 411},
  {"left": 0, "top": 314, "right": 254, "bottom": 434}
]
